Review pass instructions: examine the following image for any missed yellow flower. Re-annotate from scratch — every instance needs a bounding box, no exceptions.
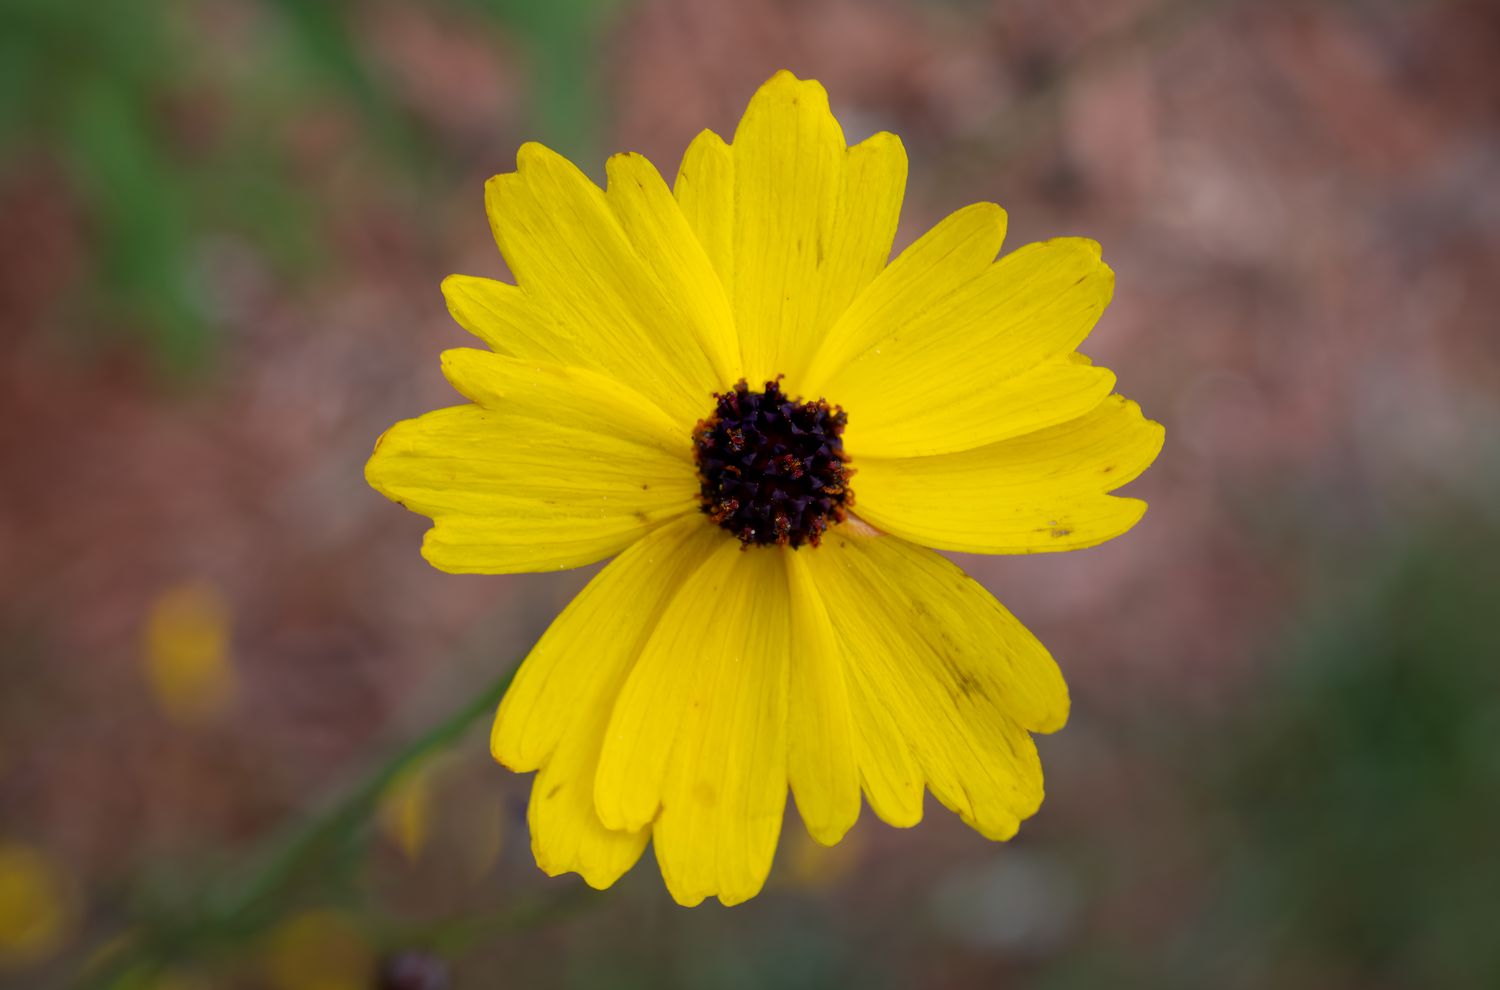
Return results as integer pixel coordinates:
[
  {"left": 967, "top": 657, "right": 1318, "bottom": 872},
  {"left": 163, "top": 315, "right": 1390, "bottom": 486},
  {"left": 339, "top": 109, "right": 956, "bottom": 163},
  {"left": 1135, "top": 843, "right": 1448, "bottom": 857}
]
[
  {"left": 261, "top": 910, "right": 373, "bottom": 990},
  {"left": 366, "top": 70, "right": 1163, "bottom": 906},
  {"left": 377, "top": 758, "right": 442, "bottom": 863},
  {"left": 376, "top": 753, "right": 505, "bottom": 877},
  {"left": 141, "top": 581, "right": 235, "bottom": 725},
  {"left": 0, "top": 842, "right": 68, "bottom": 966}
]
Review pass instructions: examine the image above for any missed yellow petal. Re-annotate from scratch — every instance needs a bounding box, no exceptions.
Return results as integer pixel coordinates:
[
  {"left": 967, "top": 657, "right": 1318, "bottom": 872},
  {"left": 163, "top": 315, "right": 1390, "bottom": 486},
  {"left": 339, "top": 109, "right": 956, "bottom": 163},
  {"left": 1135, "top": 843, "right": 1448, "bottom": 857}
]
[
  {"left": 528, "top": 730, "right": 651, "bottom": 891},
  {"left": 365, "top": 350, "right": 697, "bottom": 573},
  {"left": 785, "top": 552, "right": 860, "bottom": 845},
  {"left": 439, "top": 347, "right": 686, "bottom": 455},
  {"left": 845, "top": 649, "right": 925, "bottom": 828},
  {"left": 673, "top": 129, "right": 735, "bottom": 290},
  {"left": 805, "top": 528, "right": 1052, "bottom": 840},
  {"left": 605, "top": 152, "right": 739, "bottom": 385},
  {"left": 507, "top": 519, "right": 723, "bottom": 888},
  {"left": 596, "top": 539, "right": 790, "bottom": 906},
  {"left": 494, "top": 515, "right": 721, "bottom": 772},
  {"left": 802, "top": 201, "right": 1008, "bottom": 392},
  {"left": 440, "top": 274, "right": 579, "bottom": 366},
  {"left": 815, "top": 236, "right": 1115, "bottom": 453},
  {"left": 852, "top": 394, "right": 1165, "bottom": 554},
  {"left": 845, "top": 356, "right": 1117, "bottom": 458},
  {"left": 502, "top": 517, "right": 724, "bottom": 888},
  {"left": 709, "top": 71, "right": 907, "bottom": 384},
  {"left": 852, "top": 531, "right": 1067, "bottom": 733},
  {"left": 806, "top": 132, "right": 908, "bottom": 368},
  {"left": 483, "top": 142, "right": 728, "bottom": 426}
]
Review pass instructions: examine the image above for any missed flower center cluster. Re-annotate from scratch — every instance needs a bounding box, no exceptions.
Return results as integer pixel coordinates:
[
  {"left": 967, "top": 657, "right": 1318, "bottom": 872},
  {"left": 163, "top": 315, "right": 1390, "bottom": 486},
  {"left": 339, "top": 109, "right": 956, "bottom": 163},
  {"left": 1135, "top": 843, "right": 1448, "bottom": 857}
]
[{"left": 693, "top": 378, "right": 852, "bottom": 549}]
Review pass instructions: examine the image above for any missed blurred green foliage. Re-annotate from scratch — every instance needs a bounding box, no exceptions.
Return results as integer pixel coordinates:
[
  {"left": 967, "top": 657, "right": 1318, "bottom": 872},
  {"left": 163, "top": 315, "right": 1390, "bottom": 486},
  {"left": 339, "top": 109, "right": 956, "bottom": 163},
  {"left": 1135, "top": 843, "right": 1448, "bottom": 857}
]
[
  {"left": 1046, "top": 517, "right": 1500, "bottom": 990},
  {"left": 2, "top": 1, "right": 203, "bottom": 369},
  {"left": 1208, "top": 521, "right": 1500, "bottom": 987},
  {"left": 0, "top": 0, "right": 615, "bottom": 374},
  {"left": 460, "top": 0, "right": 619, "bottom": 161}
]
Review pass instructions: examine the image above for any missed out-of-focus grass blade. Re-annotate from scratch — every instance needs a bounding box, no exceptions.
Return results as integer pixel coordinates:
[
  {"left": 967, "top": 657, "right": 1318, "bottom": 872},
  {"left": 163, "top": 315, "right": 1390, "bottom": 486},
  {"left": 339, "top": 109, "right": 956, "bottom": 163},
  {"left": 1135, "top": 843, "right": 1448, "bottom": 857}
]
[
  {"left": 61, "top": 76, "right": 208, "bottom": 373},
  {"left": 3, "top": 0, "right": 623, "bottom": 373},
  {"left": 263, "top": 0, "right": 426, "bottom": 172},
  {"left": 459, "top": 0, "right": 621, "bottom": 161},
  {"left": 0, "top": 32, "right": 40, "bottom": 157},
  {"left": 1201, "top": 520, "right": 1500, "bottom": 983},
  {"left": 3, "top": 0, "right": 209, "bottom": 372}
]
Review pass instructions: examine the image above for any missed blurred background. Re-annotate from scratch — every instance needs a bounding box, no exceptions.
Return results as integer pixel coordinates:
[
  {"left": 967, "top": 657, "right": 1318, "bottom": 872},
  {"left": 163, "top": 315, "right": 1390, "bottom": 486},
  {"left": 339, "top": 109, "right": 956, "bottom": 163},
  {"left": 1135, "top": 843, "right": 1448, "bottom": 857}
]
[{"left": 2, "top": 0, "right": 1498, "bottom": 986}]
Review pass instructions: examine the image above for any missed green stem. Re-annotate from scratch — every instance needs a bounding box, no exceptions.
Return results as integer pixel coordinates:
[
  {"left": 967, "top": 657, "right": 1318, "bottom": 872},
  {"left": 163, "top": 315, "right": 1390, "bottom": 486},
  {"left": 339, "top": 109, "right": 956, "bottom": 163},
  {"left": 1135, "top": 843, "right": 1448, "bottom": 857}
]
[
  {"left": 71, "top": 665, "right": 518, "bottom": 990},
  {"left": 374, "top": 884, "right": 603, "bottom": 958},
  {"left": 220, "top": 669, "right": 516, "bottom": 924}
]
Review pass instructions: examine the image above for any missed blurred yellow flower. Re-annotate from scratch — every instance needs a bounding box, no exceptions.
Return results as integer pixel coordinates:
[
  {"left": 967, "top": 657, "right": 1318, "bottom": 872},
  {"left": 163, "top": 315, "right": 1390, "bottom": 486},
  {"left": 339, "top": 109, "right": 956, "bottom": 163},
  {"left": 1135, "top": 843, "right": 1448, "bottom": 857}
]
[
  {"left": 262, "top": 910, "right": 373, "bottom": 990},
  {"left": 142, "top": 581, "right": 235, "bottom": 724},
  {"left": 378, "top": 754, "right": 506, "bottom": 882},
  {"left": 367, "top": 70, "right": 1163, "bottom": 906},
  {"left": 379, "top": 761, "right": 440, "bottom": 863},
  {"left": 0, "top": 842, "right": 68, "bottom": 966}
]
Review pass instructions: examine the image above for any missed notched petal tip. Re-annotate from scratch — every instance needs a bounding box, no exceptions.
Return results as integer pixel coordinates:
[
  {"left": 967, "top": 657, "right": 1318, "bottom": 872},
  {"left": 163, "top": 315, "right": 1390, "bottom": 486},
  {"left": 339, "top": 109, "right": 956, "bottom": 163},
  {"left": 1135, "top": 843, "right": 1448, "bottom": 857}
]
[
  {"left": 363, "top": 418, "right": 420, "bottom": 495},
  {"left": 658, "top": 867, "right": 773, "bottom": 909},
  {"left": 851, "top": 129, "right": 904, "bottom": 154},
  {"left": 737, "top": 69, "right": 840, "bottom": 144},
  {"left": 1102, "top": 397, "right": 1167, "bottom": 493},
  {"left": 1045, "top": 235, "right": 1102, "bottom": 259},
  {"left": 1011, "top": 237, "right": 1116, "bottom": 319},
  {"left": 1034, "top": 235, "right": 1109, "bottom": 273},
  {"left": 417, "top": 526, "right": 485, "bottom": 575},
  {"left": 604, "top": 151, "right": 673, "bottom": 200},
  {"left": 436, "top": 345, "right": 489, "bottom": 371},
  {"left": 436, "top": 347, "right": 509, "bottom": 410},
  {"left": 846, "top": 129, "right": 909, "bottom": 190},
  {"left": 483, "top": 142, "right": 578, "bottom": 201},
  {"left": 481, "top": 170, "right": 514, "bottom": 199},
  {"left": 605, "top": 149, "right": 647, "bottom": 174},
  {"left": 362, "top": 432, "right": 406, "bottom": 511},
  {"left": 761, "top": 67, "right": 822, "bottom": 93},
  {"left": 515, "top": 139, "right": 563, "bottom": 170}
]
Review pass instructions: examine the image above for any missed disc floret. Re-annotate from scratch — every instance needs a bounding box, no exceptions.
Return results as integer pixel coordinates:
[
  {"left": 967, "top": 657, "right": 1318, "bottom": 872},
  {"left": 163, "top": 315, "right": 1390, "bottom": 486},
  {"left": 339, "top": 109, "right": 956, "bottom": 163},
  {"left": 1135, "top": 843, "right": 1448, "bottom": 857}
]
[{"left": 693, "top": 378, "right": 852, "bottom": 548}]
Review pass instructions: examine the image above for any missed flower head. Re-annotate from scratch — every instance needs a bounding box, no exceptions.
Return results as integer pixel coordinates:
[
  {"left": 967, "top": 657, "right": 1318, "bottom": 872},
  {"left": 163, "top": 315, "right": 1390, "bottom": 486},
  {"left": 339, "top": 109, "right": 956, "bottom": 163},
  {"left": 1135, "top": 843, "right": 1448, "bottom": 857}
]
[{"left": 366, "top": 70, "right": 1164, "bottom": 906}]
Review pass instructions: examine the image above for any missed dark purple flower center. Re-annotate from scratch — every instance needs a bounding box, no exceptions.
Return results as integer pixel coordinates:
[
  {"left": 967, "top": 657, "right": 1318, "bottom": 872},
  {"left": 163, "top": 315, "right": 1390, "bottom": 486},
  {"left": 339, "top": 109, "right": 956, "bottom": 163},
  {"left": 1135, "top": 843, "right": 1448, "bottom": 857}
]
[{"left": 692, "top": 378, "right": 852, "bottom": 549}]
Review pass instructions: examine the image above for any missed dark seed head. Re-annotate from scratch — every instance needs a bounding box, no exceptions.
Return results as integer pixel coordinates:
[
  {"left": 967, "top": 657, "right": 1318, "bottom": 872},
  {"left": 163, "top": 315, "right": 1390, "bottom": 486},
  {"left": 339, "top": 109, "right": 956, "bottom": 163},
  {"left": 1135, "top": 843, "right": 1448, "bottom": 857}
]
[{"left": 693, "top": 378, "right": 853, "bottom": 549}]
